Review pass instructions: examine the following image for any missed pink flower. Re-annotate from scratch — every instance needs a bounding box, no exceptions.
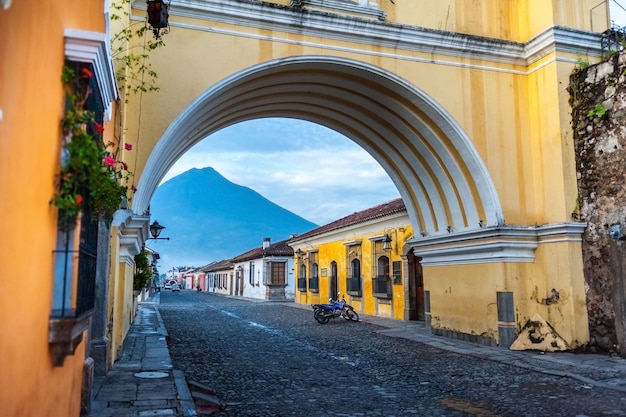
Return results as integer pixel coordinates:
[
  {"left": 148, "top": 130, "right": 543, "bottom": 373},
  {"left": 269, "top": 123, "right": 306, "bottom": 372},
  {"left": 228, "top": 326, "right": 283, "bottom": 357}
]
[
  {"left": 124, "top": 143, "right": 133, "bottom": 151},
  {"left": 94, "top": 123, "right": 104, "bottom": 133},
  {"left": 104, "top": 155, "right": 116, "bottom": 168}
]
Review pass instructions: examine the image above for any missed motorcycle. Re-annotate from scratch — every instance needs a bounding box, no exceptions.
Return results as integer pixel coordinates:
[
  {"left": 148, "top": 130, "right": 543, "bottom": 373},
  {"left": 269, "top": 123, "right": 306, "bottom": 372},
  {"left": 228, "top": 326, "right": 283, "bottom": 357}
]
[{"left": 312, "top": 294, "right": 359, "bottom": 324}]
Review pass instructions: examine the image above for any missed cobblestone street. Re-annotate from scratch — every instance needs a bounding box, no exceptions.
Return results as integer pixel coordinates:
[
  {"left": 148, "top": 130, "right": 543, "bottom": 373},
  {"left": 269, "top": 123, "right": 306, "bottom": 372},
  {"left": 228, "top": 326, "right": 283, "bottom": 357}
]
[{"left": 158, "top": 291, "right": 626, "bottom": 416}]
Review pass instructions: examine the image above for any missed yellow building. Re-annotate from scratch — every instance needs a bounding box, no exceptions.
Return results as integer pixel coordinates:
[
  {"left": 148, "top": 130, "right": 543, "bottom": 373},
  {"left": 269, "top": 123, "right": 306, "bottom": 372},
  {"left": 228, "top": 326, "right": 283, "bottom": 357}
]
[
  {"left": 120, "top": 0, "right": 615, "bottom": 350},
  {"left": 290, "top": 199, "right": 418, "bottom": 321}
]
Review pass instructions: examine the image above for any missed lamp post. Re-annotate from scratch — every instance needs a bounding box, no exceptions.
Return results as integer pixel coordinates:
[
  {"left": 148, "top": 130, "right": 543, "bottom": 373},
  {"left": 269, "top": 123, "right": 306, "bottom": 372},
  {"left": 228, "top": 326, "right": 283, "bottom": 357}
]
[{"left": 148, "top": 220, "right": 170, "bottom": 240}]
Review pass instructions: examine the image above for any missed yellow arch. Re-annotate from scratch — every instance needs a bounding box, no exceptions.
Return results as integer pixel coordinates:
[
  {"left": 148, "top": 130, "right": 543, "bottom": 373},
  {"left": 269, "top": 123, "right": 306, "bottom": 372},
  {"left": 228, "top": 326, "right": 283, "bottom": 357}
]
[{"left": 134, "top": 56, "right": 502, "bottom": 236}]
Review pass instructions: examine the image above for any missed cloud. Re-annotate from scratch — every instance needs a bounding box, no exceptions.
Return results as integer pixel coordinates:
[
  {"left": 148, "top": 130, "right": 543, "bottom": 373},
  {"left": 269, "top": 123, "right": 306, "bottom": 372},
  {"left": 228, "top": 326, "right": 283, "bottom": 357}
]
[{"left": 162, "top": 119, "right": 400, "bottom": 225}]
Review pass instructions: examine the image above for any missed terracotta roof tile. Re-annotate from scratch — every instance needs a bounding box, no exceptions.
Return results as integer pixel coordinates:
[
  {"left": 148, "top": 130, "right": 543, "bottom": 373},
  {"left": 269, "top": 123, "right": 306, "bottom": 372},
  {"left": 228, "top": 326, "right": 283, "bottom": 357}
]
[
  {"left": 231, "top": 238, "right": 294, "bottom": 263},
  {"left": 289, "top": 198, "right": 406, "bottom": 242}
]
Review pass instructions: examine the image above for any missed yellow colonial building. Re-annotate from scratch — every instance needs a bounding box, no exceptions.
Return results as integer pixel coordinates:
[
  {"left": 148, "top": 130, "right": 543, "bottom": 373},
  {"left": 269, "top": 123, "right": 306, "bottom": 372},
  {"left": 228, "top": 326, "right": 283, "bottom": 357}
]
[{"left": 290, "top": 199, "right": 419, "bottom": 322}]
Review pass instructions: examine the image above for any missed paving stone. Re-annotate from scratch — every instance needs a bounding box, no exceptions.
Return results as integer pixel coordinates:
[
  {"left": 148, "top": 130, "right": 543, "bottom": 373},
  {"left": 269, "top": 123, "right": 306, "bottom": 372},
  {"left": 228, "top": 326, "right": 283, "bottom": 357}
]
[{"left": 157, "top": 291, "right": 626, "bottom": 417}]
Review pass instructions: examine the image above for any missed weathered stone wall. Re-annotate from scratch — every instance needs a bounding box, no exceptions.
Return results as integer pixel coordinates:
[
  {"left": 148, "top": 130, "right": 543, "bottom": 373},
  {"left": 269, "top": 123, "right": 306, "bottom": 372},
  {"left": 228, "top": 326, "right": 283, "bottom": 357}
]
[{"left": 569, "top": 51, "right": 626, "bottom": 355}]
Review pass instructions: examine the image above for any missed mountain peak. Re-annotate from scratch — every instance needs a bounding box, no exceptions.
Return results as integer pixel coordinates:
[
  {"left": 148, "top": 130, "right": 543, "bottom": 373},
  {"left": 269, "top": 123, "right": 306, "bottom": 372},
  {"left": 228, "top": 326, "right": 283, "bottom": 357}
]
[{"left": 149, "top": 167, "right": 317, "bottom": 269}]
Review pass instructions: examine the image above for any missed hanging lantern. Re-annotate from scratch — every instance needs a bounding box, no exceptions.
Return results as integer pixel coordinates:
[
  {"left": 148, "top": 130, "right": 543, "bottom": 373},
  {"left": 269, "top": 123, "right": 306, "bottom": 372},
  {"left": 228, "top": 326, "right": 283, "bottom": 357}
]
[{"left": 147, "top": 0, "right": 169, "bottom": 40}]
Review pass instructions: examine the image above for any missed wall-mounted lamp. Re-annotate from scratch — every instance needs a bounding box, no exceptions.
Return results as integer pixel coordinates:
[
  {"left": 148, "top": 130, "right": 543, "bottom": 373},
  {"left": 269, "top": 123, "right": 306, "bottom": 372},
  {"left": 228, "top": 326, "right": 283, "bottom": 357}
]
[
  {"left": 148, "top": 220, "right": 170, "bottom": 240},
  {"left": 382, "top": 234, "right": 392, "bottom": 251},
  {"left": 147, "top": 0, "right": 170, "bottom": 40},
  {"left": 479, "top": 220, "right": 485, "bottom": 228},
  {"left": 446, "top": 226, "right": 453, "bottom": 233}
]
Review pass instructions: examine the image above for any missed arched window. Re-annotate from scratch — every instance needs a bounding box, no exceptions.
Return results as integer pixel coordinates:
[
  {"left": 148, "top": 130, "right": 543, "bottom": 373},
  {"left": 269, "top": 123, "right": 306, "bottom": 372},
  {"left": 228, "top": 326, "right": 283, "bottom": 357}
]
[
  {"left": 346, "top": 245, "right": 362, "bottom": 296},
  {"left": 309, "top": 251, "right": 319, "bottom": 292},
  {"left": 297, "top": 262, "right": 307, "bottom": 291},
  {"left": 373, "top": 245, "right": 392, "bottom": 298}
]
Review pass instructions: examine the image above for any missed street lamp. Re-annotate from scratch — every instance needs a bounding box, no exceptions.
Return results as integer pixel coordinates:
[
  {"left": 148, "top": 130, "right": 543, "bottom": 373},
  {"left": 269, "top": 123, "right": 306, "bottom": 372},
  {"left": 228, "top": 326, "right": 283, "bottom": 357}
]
[
  {"left": 146, "top": 0, "right": 170, "bottom": 40},
  {"left": 148, "top": 220, "right": 170, "bottom": 240}
]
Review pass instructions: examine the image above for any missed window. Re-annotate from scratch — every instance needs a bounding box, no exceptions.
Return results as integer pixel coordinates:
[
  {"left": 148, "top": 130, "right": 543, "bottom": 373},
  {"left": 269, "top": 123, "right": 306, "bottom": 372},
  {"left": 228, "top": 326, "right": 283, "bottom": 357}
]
[
  {"left": 392, "top": 260, "right": 402, "bottom": 285},
  {"left": 346, "top": 244, "right": 362, "bottom": 296},
  {"left": 49, "top": 59, "right": 106, "bottom": 366},
  {"left": 329, "top": 261, "right": 338, "bottom": 299},
  {"left": 269, "top": 262, "right": 286, "bottom": 285},
  {"left": 372, "top": 239, "right": 392, "bottom": 298},
  {"left": 249, "top": 262, "right": 255, "bottom": 285},
  {"left": 308, "top": 251, "right": 319, "bottom": 292},
  {"left": 297, "top": 262, "right": 307, "bottom": 291}
]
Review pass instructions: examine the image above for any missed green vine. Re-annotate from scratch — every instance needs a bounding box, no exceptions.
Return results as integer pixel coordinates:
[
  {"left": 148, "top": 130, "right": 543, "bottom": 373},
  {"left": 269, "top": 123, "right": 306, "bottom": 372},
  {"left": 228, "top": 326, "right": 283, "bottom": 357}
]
[{"left": 110, "top": 0, "right": 164, "bottom": 102}]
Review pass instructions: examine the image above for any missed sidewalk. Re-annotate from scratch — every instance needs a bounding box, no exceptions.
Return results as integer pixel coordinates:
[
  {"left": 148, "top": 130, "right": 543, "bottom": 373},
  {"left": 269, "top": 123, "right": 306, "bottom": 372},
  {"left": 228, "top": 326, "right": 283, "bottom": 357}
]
[
  {"left": 359, "top": 315, "right": 626, "bottom": 393},
  {"left": 87, "top": 293, "right": 196, "bottom": 417},
  {"left": 87, "top": 296, "right": 626, "bottom": 417}
]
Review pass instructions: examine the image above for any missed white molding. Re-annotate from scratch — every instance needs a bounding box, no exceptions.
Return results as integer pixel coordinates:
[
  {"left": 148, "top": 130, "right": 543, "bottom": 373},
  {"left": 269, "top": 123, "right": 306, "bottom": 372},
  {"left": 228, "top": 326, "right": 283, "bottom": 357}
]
[
  {"left": 113, "top": 211, "right": 150, "bottom": 264},
  {"left": 64, "top": 29, "right": 119, "bottom": 121},
  {"left": 291, "top": 0, "right": 385, "bottom": 21},
  {"left": 160, "top": 1, "right": 602, "bottom": 71},
  {"left": 410, "top": 223, "right": 587, "bottom": 266}
]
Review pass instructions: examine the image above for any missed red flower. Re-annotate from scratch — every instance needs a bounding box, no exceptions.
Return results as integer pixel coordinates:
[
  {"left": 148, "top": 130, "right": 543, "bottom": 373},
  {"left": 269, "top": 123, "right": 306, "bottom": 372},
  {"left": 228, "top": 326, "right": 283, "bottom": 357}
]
[
  {"left": 75, "top": 195, "right": 83, "bottom": 204},
  {"left": 94, "top": 123, "right": 104, "bottom": 133},
  {"left": 104, "top": 155, "right": 116, "bottom": 168},
  {"left": 124, "top": 143, "right": 133, "bottom": 151},
  {"left": 81, "top": 67, "right": 93, "bottom": 78}
]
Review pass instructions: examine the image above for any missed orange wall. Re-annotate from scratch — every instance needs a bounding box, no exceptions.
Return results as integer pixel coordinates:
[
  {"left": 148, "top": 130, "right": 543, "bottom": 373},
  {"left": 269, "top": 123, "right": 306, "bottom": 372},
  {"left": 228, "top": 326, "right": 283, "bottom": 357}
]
[{"left": 0, "top": 1, "right": 107, "bottom": 416}]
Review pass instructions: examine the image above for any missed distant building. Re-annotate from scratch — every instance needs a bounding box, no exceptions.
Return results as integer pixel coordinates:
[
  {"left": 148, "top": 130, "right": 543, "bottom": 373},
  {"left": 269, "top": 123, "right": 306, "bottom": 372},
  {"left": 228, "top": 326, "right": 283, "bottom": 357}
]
[
  {"left": 231, "top": 238, "right": 296, "bottom": 301},
  {"left": 289, "top": 199, "right": 419, "bottom": 321}
]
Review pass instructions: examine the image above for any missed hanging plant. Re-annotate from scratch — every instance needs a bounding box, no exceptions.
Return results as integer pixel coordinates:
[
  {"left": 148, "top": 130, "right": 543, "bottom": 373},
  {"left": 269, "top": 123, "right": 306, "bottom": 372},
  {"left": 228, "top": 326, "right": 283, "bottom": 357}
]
[
  {"left": 51, "top": 62, "right": 135, "bottom": 230},
  {"left": 133, "top": 250, "right": 153, "bottom": 290}
]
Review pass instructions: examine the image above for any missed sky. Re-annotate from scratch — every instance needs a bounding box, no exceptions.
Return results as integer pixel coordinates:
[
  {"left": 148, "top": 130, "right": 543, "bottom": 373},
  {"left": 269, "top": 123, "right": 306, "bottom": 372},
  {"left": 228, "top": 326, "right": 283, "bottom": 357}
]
[
  {"left": 161, "top": 118, "right": 401, "bottom": 226},
  {"left": 161, "top": 2, "right": 626, "bottom": 227},
  {"left": 611, "top": 0, "right": 626, "bottom": 26}
]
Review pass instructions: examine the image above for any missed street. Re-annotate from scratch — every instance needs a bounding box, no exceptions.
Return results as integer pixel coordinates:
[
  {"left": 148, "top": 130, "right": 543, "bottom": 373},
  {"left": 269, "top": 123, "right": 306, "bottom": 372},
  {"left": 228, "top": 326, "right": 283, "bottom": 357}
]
[{"left": 158, "top": 291, "right": 626, "bottom": 416}]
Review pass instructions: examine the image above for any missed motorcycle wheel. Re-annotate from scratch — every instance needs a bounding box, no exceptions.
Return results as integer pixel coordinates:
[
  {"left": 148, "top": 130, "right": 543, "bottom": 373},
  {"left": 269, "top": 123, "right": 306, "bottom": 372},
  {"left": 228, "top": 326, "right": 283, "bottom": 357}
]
[
  {"left": 343, "top": 307, "right": 359, "bottom": 322},
  {"left": 314, "top": 310, "right": 330, "bottom": 324}
]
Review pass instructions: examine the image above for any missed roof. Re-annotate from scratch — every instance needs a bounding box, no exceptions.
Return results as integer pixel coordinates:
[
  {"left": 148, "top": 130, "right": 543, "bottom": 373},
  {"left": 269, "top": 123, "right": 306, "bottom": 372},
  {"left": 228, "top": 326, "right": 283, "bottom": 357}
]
[
  {"left": 201, "top": 259, "right": 233, "bottom": 273},
  {"left": 231, "top": 239, "right": 294, "bottom": 263},
  {"left": 289, "top": 198, "right": 406, "bottom": 242}
]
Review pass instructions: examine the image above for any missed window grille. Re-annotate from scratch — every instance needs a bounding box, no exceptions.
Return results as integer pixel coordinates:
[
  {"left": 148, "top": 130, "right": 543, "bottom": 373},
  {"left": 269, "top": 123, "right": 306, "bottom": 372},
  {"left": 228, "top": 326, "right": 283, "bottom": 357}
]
[
  {"left": 308, "top": 251, "right": 319, "bottom": 292},
  {"left": 345, "top": 245, "right": 362, "bottom": 296},
  {"left": 372, "top": 239, "right": 391, "bottom": 298},
  {"left": 297, "top": 262, "right": 307, "bottom": 291}
]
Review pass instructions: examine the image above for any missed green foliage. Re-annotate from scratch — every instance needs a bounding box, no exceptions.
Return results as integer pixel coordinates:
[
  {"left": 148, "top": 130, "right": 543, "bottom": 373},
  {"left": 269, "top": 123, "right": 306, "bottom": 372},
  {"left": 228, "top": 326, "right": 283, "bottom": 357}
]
[
  {"left": 574, "top": 54, "right": 590, "bottom": 70},
  {"left": 110, "top": 0, "right": 164, "bottom": 102},
  {"left": 134, "top": 250, "right": 153, "bottom": 290},
  {"left": 52, "top": 62, "right": 133, "bottom": 230},
  {"left": 587, "top": 103, "right": 608, "bottom": 118}
]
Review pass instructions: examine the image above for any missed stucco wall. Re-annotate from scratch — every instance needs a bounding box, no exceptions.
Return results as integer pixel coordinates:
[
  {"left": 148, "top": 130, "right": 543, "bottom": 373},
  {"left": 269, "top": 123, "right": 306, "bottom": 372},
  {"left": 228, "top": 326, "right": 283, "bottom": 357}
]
[{"left": 0, "top": 1, "right": 108, "bottom": 416}]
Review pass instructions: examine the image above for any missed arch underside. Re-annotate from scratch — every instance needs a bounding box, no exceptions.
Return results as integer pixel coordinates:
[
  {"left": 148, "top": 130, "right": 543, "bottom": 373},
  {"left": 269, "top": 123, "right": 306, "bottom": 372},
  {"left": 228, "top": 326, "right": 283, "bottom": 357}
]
[{"left": 135, "top": 56, "right": 503, "bottom": 236}]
